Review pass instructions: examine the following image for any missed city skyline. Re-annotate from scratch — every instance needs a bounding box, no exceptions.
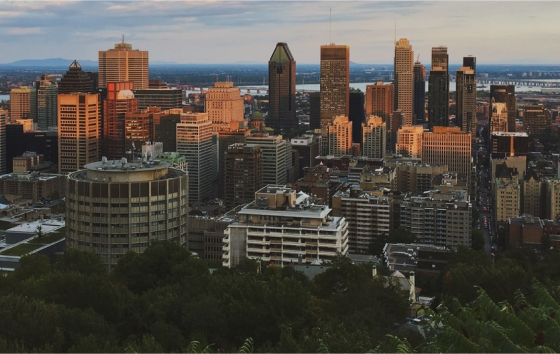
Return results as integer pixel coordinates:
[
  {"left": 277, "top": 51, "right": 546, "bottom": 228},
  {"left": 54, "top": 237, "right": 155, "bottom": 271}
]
[{"left": 0, "top": 1, "right": 557, "bottom": 65}]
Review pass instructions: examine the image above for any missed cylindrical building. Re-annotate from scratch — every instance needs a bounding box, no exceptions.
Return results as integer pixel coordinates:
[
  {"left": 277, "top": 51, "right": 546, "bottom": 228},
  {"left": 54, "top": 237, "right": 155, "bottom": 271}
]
[{"left": 66, "top": 157, "right": 188, "bottom": 266}]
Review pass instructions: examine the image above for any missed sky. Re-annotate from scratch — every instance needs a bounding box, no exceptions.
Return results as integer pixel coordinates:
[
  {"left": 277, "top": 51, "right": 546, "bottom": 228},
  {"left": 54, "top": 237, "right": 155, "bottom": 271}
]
[{"left": 0, "top": 1, "right": 558, "bottom": 65}]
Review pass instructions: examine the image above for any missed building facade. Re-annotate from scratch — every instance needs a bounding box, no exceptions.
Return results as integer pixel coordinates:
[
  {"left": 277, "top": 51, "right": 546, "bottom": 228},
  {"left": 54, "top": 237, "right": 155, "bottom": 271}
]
[
  {"left": 224, "top": 143, "right": 263, "bottom": 209},
  {"left": 422, "top": 127, "right": 471, "bottom": 180},
  {"left": 394, "top": 38, "right": 414, "bottom": 126},
  {"left": 365, "top": 81, "right": 394, "bottom": 119},
  {"left": 325, "top": 115, "right": 353, "bottom": 157},
  {"left": 205, "top": 82, "right": 245, "bottom": 131},
  {"left": 246, "top": 133, "right": 288, "bottom": 186},
  {"left": 98, "top": 41, "right": 149, "bottom": 90},
  {"left": 428, "top": 46, "right": 449, "bottom": 128},
  {"left": 222, "top": 185, "right": 349, "bottom": 267},
  {"left": 456, "top": 57, "right": 477, "bottom": 137},
  {"left": 490, "top": 85, "right": 516, "bottom": 133},
  {"left": 413, "top": 61, "right": 426, "bottom": 125},
  {"left": 66, "top": 159, "right": 188, "bottom": 267},
  {"left": 396, "top": 125, "right": 424, "bottom": 158},
  {"left": 10, "top": 86, "right": 36, "bottom": 122},
  {"left": 362, "top": 116, "right": 386, "bottom": 159},
  {"left": 103, "top": 81, "right": 138, "bottom": 160}
]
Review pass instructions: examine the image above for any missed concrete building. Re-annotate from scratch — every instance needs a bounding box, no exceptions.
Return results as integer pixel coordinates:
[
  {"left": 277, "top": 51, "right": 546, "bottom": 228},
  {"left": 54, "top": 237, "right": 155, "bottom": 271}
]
[
  {"left": 57, "top": 93, "right": 100, "bottom": 174},
  {"left": 10, "top": 86, "right": 36, "bottom": 122},
  {"left": 246, "top": 133, "right": 288, "bottom": 186},
  {"left": 359, "top": 166, "right": 397, "bottom": 191},
  {"left": 320, "top": 44, "right": 350, "bottom": 125},
  {"left": 456, "top": 57, "right": 477, "bottom": 137},
  {"left": 523, "top": 105, "right": 551, "bottom": 138},
  {"left": 324, "top": 115, "right": 352, "bottom": 157},
  {"left": 205, "top": 82, "right": 245, "bottom": 131},
  {"left": 422, "top": 127, "right": 471, "bottom": 180},
  {"left": 65, "top": 159, "right": 188, "bottom": 267},
  {"left": 268, "top": 42, "right": 297, "bottom": 133},
  {"left": 490, "top": 101, "right": 509, "bottom": 138},
  {"left": 396, "top": 125, "right": 424, "bottom": 158},
  {"left": 103, "top": 81, "right": 138, "bottom": 159},
  {"left": 98, "top": 41, "right": 149, "bottom": 90},
  {"left": 294, "top": 163, "right": 344, "bottom": 207},
  {"left": 386, "top": 161, "right": 448, "bottom": 194},
  {"left": 362, "top": 116, "right": 386, "bottom": 159},
  {"left": 224, "top": 143, "right": 263, "bottom": 209},
  {"left": 365, "top": 82, "right": 394, "bottom": 120},
  {"left": 13, "top": 152, "right": 44, "bottom": 173},
  {"left": 491, "top": 132, "right": 529, "bottom": 158},
  {"left": 187, "top": 216, "right": 231, "bottom": 261},
  {"left": 490, "top": 85, "right": 516, "bottom": 132},
  {"left": 290, "top": 134, "right": 320, "bottom": 178},
  {"left": 507, "top": 215, "right": 544, "bottom": 250},
  {"left": 217, "top": 128, "right": 251, "bottom": 198},
  {"left": 494, "top": 163, "right": 521, "bottom": 225},
  {"left": 413, "top": 61, "right": 426, "bottom": 125},
  {"left": 522, "top": 170, "right": 546, "bottom": 219},
  {"left": 222, "top": 185, "right": 349, "bottom": 267},
  {"left": 394, "top": 38, "right": 414, "bottom": 126},
  {"left": 0, "top": 172, "right": 65, "bottom": 202},
  {"left": 176, "top": 112, "right": 215, "bottom": 203},
  {"left": 332, "top": 188, "right": 391, "bottom": 254},
  {"left": 399, "top": 190, "right": 472, "bottom": 248},
  {"left": 546, "top": 178, "right": 560, "bottom": 220}
]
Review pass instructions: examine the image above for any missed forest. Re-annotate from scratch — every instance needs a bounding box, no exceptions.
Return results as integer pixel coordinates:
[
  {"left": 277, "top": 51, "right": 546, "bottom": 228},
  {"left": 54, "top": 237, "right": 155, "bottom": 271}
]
[{"left": 0, "top": 241, "right": 559, "bottom": 353}]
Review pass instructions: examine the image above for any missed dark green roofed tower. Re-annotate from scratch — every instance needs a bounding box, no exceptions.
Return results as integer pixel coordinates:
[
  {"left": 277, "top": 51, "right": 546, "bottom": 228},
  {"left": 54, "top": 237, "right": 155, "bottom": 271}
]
[
  {"left": 267, "top": 42, "right": 297, "bottom": 134},
  {"left": 58, "top": 60, "right": 95, "bottom": 94}
]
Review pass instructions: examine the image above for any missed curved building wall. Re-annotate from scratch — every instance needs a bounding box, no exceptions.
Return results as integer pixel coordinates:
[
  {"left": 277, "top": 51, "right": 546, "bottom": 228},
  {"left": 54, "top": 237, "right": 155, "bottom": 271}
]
[{"left": 66, "top": 163, "right": 188, "bottom": 266}]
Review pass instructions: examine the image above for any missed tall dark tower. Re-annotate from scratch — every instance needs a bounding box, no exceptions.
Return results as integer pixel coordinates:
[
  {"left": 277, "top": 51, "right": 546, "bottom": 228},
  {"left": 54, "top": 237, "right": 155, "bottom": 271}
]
[
  {"left": 320, "top": 44, "right": 350, "bottom": 126},
  {"left": 413, "top": 61, "right": 425, "bottom": 125},
  {"left": 58, "top": 60, "right": 95, "bottom": 94},
  {"left": 456, "top": 56, "right": 477, "bottom": 136},
  {"left": 348, "top": 89, "right": 365, "bottom": 144},
  {"left": 267, "top": 42, "right": 297, "bottom": 134},
  {"left": 490, "top": 85, "right": 516, "bottom": 132},
  {"left": 428, "top": 46, "right": 449, "bottom": 128}
]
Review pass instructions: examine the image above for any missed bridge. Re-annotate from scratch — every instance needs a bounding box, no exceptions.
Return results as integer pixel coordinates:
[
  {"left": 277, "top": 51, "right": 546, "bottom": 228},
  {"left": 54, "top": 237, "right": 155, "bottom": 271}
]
[{"left": 476, "top": 79, "right": 560, "bottom": 88}]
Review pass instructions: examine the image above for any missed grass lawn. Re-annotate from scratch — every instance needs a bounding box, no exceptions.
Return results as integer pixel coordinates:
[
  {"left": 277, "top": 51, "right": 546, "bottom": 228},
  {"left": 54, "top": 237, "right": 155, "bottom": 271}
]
[{"left": 0, "top": 243, "right": 42, "bottom": 256}]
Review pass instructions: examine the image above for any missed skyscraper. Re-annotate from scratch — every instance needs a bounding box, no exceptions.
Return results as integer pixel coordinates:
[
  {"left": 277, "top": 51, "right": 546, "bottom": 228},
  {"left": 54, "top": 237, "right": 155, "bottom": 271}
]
[
  {"left": 267, "top": 42, "right": 297, "bottom": 133},
  {"left": 365, "top": 82, "right": 394, "bottom": 119},
  {"left": 176, "top": 112, "right": 214, "bottom": 203},
  {"left": 394, "top": 38, "right": 414, "bottom": 126},
  {"left": 103, "top": 81, "right": 138, "bottom": 159},
  {"left": 320, "top": 44, "right": 350, "bottom": 126},
  {"left": 413, "top": 61, "right": 426, "bottom": 125},
  {"left": 35, "top": 75, "right": 58, "bottom": 130},
  {"left": 428, "top": 46, "right": 449, "bottom": 128},
  {"left": 362, "top": 116, "right": 386, "bottom": 159},
  {"left": 58, "top": 60, "right": 95, "bottom": 94},
  {"left": 246, "top": 133, "right": 288, "bottom": 186},
  {"left": 490, "top": 85, "right": 516, "bottom": 132},
  {"left": 422, "top": 127, "right": 471, "bottom": 180},
  {"left": 456, "top": 56, "right": 477, "bottom": 136},
  {"left": 57, "top": 93, "right": 100, "bottom": 174},
  {"left": 349, "top": 89, "right": 365, "bottom": 145},
  {"left": 10, "top": 86, "right": 37, "bottom": 122},
  {"left": 325, "top": 115, "right": 353, "bottom": 157},
  {"left": 0, "top": 109, "right": 6, "bottom": 175},
  {"left": 99, "top": 40, "right": 149, "bottom": 90},
  {"left": 523, "top": 105, "right": 550, "bottom": 138}
]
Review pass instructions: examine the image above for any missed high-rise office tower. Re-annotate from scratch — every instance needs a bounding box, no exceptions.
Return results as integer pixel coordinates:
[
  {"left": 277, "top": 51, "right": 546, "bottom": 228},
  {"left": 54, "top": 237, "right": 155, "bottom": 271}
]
[
  {"left": 489, "top": 101, "right": 509, "bottom": 137},
  {"left": 413, "top": 61, "right": 426, "bottom": 125},
  {"left": 325, "top": 115, "right": 353, "bottom": 157},
  {"left": 217, "top": 128, "right": 251, "bottom": 198},
  {"left": 246, "top": 133, "right": 288, "bottom": 186},
  {"left": 35, "top": 75, "right": 58, "bottom": 130},
  {"left": 10, "top": 86, "right": 37, "bottom": 122},
  {"left": 362, "top": 116, "right": 386, "bottom": 159},
  {"left": 320, "top": 44, "right": 350, "bottom": 126},
  {"left": 0, "top": 109, "right": 6, "bottom": 175},
  {"left": 176, "top": 112, "right": 214, "bottom": 203},
  {"left": 490, "top": 85, "right": 516, "bottom": 132},
  {"left": 133, "top": 88, "right": 183, "bottom": 110},
  {"left": 422, "top": 127, "right": 471, "bottom": 179},
  {"left": 205, "top": 82, "right": 245, "bottom": 131},
  {"left": 349, "top": 89, "right": 365, "bottom": 145},
  {"left": 365, "top": 82, "right": 394, "bottom": 119},
  {"left": 394, "top": 38, "right": 414, "bottom": 126},
  {"left": 58, "top": 61, "right": 95, "bottom": 94},
  {"left": 428, "top": 46, "right": 449, "bottom": 129},
  {"left": 57, "top": 93, "right": 100, "bottom": 174},
  {"left": 103, "top": 81, "right": 138, "bottom": 159},
  {"left": 523, "top": 105, "right": 550, "bottom": 138},
  {"left": 99, "top": 40, "right": 149, "bottom": 90},
  {"left": 456, "top": 56, "right": 477, "bottom": 136},
  {"left": 309, "top": 92, "right": 321, "bottom": 130},
  {"left": 268, "top": 42, "right": 297, "bottom": 133},
  {"left": 224, "top": 143, "right": 263, "bottom": 209}
]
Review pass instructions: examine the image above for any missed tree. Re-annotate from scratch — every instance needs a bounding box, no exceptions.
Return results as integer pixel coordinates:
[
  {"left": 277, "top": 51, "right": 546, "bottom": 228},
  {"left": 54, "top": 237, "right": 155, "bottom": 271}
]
[
  {"left": 471, "top": 229, "right": 485, "bottom": 251},
  {"left": 14, "top": 253, "right": 51, "bottom": 281}
]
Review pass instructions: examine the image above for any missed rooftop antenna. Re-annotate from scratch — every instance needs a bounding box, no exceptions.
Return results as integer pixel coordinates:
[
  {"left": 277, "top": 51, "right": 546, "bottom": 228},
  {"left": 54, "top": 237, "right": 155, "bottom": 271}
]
[
  {"left": 417, "top": 54, "right": 420, "bottom": 62},
  {"left": 394, "top": 20, "right": 396, "bottom": 44},
  {"left": 329, "top": 7, "right": 332, "bottom": 44},
  {"left": 122, "top": 34, "right": 124, "bottom": 44}
]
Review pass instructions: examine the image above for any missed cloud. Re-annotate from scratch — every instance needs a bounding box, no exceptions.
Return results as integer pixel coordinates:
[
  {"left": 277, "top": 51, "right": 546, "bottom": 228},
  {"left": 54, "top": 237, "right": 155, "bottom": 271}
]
[{"left": 8, "top": 27, "right": 41, "bottom": 35}]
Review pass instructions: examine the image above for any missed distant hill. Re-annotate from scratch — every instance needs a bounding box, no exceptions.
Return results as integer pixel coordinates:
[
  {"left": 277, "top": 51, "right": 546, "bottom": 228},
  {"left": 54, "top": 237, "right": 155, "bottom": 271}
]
[{"left": 0, "top": 58, "right": 98, "bottom": 67}]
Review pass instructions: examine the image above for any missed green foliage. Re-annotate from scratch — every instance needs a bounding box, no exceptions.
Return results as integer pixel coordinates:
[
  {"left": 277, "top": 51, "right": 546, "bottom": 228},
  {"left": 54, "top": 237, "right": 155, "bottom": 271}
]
[{"left": 471, "top": 229, "right": 485, "bottom": 251}]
